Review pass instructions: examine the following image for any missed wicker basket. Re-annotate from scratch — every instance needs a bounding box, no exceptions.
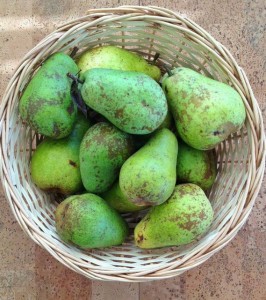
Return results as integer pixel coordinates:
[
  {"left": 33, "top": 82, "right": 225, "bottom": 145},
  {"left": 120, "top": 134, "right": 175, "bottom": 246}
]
[{"left": 0, "top": 6, "right": 265, "bottom": 282}]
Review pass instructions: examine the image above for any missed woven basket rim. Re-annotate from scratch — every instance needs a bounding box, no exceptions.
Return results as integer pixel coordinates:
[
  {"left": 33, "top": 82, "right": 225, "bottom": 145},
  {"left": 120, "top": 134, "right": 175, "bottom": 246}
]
[{"left": 0, "top": 5, "right": 265, "bottom": 282}]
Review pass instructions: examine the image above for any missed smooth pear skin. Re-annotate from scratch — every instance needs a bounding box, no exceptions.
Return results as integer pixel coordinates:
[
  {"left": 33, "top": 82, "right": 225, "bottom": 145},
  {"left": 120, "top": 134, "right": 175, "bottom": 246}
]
[
  {"left": 81, "top": 69, "right": 167, "bottom": 135},
  {"left": 30, "top": 114, "right": 91, "bottom": 195},
  {"left": 80, "top": 122, "right": 134, "bottom": 194},
  {"left": 119, "top": 128, "right": 178, "bottom": 206},
  {"left": 134, "top": 184, "right": 214, "bottom": 249},
  {"left": 19, "top": 52, "right": 79, "bottom": 138},
  {"left": 162, "top": 67, "right": 246, "bottom": 149},
  {"left": 77, "top": 45, "right": 161, "bottom": 81},
  {"left": 176, "top": 141, "right": 217, "bottom": 190},
  {"left": 55, "top": 193, "right": 129, "bottom": 248},
  {"left": 101, "top": 182, "right": 148, "bottom": 213}
]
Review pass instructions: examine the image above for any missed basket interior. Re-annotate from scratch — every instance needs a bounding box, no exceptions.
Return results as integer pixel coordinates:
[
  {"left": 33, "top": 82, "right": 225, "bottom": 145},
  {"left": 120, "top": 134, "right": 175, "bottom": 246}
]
[{"left": 6, "top": 18, "right": 252, "bottom": 276}]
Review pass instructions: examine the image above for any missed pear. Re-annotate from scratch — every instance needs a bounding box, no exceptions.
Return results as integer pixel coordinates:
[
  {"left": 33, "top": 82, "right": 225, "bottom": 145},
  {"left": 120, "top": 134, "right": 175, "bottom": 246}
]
[
  {"left": 133, "top": 109, "right": 174, "bottom": 150},
  {"left": 119, "top": 128, "right": 178, "bottom": 206},
  {"left": 157, "top": 109, "right": 174, "bottom": 131},
  {"left": 135, "top": 184, "right": 214, "bottom": 249},
  {"left": 101, "top": 182, "right": 148, "bottom": 213},
  {"left": 80, "top": 122, "right": 134, "bottom": 194},
  {"left": 176, "top": 141, "right": 217, "bottom": 190},
  {"left": 162, "top": 67, "right": 246, "bottom": 150},
  {"left": 19, "top": 52, "right": 79, "bottom": 138},
  {"left": 77, "top": 45, "right": 161, "bottom": 81},
  {"left": 55, "top": 193, "right": 129, "bottom": 248},
  {"left": 80, "top": 69, "right": 167, "bottom": 135},
  {"left": 30, "top": 114, "right": 91, "bottom": 195}
]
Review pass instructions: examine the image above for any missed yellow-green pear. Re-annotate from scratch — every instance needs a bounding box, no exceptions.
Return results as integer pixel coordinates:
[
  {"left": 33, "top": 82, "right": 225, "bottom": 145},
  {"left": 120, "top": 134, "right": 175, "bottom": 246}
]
[
  {"left": 162, "top": 67, "right": 246, "bottom": 149},
  {"left": 101, "top": 182, "right": 148, "bottom": 213},
  {"left": 30, "top": 114, "right": 91, "bottom": 195},
  {"left": 176, "top": 141, "right": 217, "bottom": 190},
  {"left": 135, "top": 184, "right": 214, "bottom": 249},
  {"left": 56, "top": 193, "right": 129, "bottom": 248},
  {"left": 119, "top": 128, "right": 178, "bottom": 206},
  {"left": 77, "top": 45, "right": 161, "bottom": 81}
]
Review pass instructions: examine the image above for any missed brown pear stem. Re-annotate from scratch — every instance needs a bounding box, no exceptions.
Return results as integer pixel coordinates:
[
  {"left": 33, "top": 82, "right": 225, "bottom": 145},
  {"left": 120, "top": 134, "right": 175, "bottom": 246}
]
[
  {"left": 151, "top": 52, "right": 160, "bottom": 64},
  {"left": 70, "top": 46, "right": 79, "bottom": 58}
]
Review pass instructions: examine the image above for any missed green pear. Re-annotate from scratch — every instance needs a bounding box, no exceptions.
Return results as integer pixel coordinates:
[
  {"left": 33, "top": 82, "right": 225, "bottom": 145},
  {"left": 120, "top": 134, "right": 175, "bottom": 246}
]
[
  {"left": 135, "top": 184, "right": 214, "bottom": 249},
  {"left": 176, "top": 141, "right": 217, "bottom": 190},
  {"left": 55, "top": 193, "right": 129, "bottom": 248},
  {"left": 101, "top": 182, "right": 148, "bottom": 213},
  {"left": 77, "top": 45, "right": 161, "bottom": 81},
  {"left": 133, "top": 109, "right": 174, "bottom": 150},
  {"left": 80, "top": 122, "right": 134, "bottom": 194},
  {"left": 162, "top": 67, "right": 246, "bottom": 150},
  {"left": 119, "top": 128, "right": 178, "bottom": 206},
  {"left": 157, "top": 109, "right": 174, "bottom": 131},
  {"left": 80, "top": 69, "right": 167, "bottom": 135},
  {"left": 30, "top": 114, "right": 91, "bottom": 195},
  {"left": 19, "top": 52, "right": 79, "bottom": 138}
]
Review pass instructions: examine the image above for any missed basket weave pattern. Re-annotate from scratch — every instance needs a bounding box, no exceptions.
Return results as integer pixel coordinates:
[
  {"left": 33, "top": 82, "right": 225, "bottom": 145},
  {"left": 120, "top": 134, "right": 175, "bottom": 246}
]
[{"left": 0, "top": 6, "right": 265, "bottom": 281}]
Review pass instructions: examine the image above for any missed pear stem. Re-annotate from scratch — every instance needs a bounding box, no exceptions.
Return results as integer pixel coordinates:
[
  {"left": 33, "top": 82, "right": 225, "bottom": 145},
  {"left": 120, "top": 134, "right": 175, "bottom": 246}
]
[
  {"left": 70, "top": 46, "right": 79, "bottom": 58},
  {"left": 151, "top": 52, "right": 160, "bottom": 64},
  {"left": 164, "top": 65, "right": 173, "bottom": 77},
  {"left": 70, "top": 75, "right": 88, "bottom": 118},
  {"left": 67, "top": 73, "right": 84, "bottom": 84}
]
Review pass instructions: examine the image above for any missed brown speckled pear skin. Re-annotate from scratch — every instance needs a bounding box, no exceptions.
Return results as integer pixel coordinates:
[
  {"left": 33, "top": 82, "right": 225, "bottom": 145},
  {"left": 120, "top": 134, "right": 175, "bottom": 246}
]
[
  {"left": 81, "top": 68, "right": 167, "bottom": 134},
  {"left": 119, "top": 128, "right": 178, "bottom": 206},
  {"left": 55, "top": 193, "right": 129, "bottom": 249},
  {"left": 133, "top": 109, "right": 174, "bottom": 150},
  {"left": 162, "top": 67, "right": 246, "bottom": 150},
  {"left": 19, "top": 52, "right": 79, "bottom": 139},
  {"left": 134, "top": 184, "right": 214, "bottom": 249},
  {"left": 80, "top": 122, "right": 135, "bottom": 194},
  {"left": 101, "top": 181, "right": 148, "bottom": 213}
]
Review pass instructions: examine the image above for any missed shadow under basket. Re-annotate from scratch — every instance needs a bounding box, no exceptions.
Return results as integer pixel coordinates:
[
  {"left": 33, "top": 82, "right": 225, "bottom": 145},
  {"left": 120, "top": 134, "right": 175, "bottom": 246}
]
[{"left": 0, "top": 6, "right": 265, "bottom": 282}]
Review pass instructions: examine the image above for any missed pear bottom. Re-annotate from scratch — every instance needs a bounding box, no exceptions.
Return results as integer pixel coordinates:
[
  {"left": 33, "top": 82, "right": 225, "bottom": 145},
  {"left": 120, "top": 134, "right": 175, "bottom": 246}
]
[
  {"left": 56, "top": 193, "right": 129, "bottom": 249},
  {"left": 134, "top": 184, "right": 213, "bottom": 249},
  {"left": 101, "top": 182, "right": 148, "bottom": 213}
]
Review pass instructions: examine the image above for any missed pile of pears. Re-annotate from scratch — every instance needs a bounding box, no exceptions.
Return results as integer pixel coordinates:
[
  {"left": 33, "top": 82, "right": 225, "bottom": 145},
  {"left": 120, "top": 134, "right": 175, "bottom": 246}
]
[{"left": 20, "top": 45, "right": 246, "bottom": 250}]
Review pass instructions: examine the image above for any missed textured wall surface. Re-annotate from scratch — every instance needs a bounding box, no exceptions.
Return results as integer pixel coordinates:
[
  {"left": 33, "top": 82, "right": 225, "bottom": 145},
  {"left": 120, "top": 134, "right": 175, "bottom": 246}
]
[{"left": 0, "top": 1, "right": 265, "bottom": 299}]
